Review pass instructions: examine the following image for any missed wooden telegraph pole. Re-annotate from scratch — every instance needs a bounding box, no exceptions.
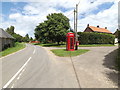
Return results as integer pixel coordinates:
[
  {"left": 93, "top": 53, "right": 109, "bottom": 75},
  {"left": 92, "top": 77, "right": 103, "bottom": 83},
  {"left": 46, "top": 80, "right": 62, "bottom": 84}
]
[
  {"left": 75, "top": 4, "right": 78, "bottom": 50},
  {"left": 74, "top": 9, "right": 76, "bottom": 33}
]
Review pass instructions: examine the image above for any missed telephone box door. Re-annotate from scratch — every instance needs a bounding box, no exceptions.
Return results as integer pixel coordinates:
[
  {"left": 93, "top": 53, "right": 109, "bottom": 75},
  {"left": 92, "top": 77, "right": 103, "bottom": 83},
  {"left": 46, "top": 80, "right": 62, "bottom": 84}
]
[{"left": 66, "top": 32, "right": 75, "bottom": 51}]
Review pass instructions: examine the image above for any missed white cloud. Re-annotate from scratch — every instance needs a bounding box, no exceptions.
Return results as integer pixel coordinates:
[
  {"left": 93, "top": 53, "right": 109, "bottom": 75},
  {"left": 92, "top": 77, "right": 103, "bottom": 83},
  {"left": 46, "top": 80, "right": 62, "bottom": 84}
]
[
  {"left": 9, "top": 13, "right": 22, "bottom": 19},
  {"left": 1, "top": 0, "right": 119, "bottom": 38},
  {"left": 77, "top": 0, "right": 118, "bottom": 33}
]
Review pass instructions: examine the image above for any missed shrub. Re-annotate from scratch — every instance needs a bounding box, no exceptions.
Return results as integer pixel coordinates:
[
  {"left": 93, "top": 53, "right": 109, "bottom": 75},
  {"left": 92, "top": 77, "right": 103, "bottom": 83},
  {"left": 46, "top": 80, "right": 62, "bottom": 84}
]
[{"left": 78, "top": 32, "right": 115, "bottom": 44}]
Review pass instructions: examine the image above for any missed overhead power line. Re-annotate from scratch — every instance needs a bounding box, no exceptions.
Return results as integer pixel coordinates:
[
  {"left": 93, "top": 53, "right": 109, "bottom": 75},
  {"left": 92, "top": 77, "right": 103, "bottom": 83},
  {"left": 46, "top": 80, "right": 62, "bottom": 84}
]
[{"left": 66, "top": 10, "right": 74, "bottom": 17}]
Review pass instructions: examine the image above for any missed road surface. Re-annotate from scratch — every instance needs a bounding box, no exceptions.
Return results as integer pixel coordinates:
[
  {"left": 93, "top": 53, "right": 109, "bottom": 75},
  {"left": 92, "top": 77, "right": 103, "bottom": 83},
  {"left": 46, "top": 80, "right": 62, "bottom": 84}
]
[
  {"left": 0, "top": 44, "right": 118, "bottom": 88},
  {"left": 1, "top": 44, "right": 79, "bottom": 88}
]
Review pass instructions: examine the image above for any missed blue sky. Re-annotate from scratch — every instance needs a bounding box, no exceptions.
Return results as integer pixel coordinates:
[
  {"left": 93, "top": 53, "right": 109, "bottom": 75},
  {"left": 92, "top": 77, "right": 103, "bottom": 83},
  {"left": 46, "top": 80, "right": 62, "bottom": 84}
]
[
  {"left": 0, "top": 0, "right": 118, "bottom": 38},
  {"left": 93, "top": 2, "right": 114, "bottom": 14},
  {"left": 1, "top": 1, "right": 114, "bottom": 20},
  {"left": 1, "top": 2, "right": 27, "bottom": 20}
]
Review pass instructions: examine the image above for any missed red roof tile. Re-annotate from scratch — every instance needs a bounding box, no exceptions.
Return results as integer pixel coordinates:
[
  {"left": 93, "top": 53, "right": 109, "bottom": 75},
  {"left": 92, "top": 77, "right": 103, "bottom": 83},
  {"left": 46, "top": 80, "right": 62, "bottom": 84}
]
[{"left": 89, "top": 26, "right": 112, "bottom": 34}]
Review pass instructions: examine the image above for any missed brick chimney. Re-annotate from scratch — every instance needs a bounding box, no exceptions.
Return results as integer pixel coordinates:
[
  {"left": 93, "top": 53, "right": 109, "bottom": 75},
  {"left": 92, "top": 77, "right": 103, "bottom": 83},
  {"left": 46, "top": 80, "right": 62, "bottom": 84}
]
[
  {"left": 105, "top": 27, "right": 107, "bottom": 29},
  {"left": 97, "top": 25, "right": 99, "bottom": 28},
  {"left": 87, "top": 24, "right": 89, "bottom": 27}
]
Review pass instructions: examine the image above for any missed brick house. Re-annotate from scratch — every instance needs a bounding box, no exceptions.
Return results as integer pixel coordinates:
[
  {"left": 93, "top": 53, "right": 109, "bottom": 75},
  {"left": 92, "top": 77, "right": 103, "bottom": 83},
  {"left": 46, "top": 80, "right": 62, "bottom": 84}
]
[
  {"left": 0, "top": 28, "right": 14, "bottom": 51},
  {"left": 84, "top": 24, "right": 112, "bottom": 34}
]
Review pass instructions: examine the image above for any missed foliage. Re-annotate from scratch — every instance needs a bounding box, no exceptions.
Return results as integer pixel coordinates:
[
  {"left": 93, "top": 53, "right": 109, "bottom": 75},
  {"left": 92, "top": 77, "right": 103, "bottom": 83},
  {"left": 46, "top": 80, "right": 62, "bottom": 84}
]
[
  {"left": 0, "top": 42, "right": 25, "bottom": 57},
  {"left": 35, "top": 13, "right": 70, "bottom": 44},
  {"left": 6, "top": 26, "right": 14, "bottom": 35},
  {"left": 51, "top": 49, "right": 89, "bottom": 57},
  {"left": 30, "top": 37, "right": 33, "bottom": 41},
  {"left": 24, "top": 34, "right": 30, "bottom": 42},
  {"left": 78, "top": 32, "right": 115, "bottom": 44},
  {"left": 118, "top": 30, "right": 120, "bottom": 44},
  {"left": 6, "top": 26, "right": 31, "bottom": 42}
]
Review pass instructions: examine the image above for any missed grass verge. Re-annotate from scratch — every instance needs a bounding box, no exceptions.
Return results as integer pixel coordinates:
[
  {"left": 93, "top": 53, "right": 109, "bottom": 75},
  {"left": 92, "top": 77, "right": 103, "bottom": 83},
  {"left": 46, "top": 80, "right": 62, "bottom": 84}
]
[
  {"left": 33, "top": 43, "right": 66, "bottom": 47},
  {"left": 0, "top": 42, "right": 26, "bottom": 57},
  {"left": 79, "top": 44, "right": 115, "bottom": 47},
  {"left": 51, "top": 49, "right": 89, "bottom": 57},
  {"left": 35, "top": 43, "right": 115, "bottom": 47}
]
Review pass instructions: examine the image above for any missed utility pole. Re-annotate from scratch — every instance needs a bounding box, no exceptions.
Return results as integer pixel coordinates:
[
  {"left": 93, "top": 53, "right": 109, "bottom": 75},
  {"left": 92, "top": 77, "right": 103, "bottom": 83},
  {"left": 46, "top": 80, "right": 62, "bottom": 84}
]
[
  {"left": 75, "top": 4, "right": 78, "bottom": 50},
  {"left": 74, "top": 9, "right": 76, "bottom": 33}
]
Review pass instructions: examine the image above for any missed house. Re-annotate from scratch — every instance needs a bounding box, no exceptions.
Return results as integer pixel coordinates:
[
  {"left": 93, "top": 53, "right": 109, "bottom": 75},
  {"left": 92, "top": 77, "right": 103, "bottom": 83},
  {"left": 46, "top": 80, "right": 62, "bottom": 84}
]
[
  {"left": 113, "top": 29, "right": 120, "bottom": 44},
  {"left": 84, "top": 24, "right": 112, "bottom": 34},
  {"left": 0, "top": 28, "right": 14, "bottom": 51},
  {"left": 113, "top": 29, "right": 119, "bottom": 38}
]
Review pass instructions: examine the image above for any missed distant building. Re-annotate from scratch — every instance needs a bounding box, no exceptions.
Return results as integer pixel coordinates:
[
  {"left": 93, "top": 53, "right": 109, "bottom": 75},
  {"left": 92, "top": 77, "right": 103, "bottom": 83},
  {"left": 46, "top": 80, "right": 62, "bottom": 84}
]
[
  {"left": 0, "top": 28, "right": 14, "bottom": 51},
  {"left": 84, "top": 24, "right": 112, "bottom": 34},
  {"left": 113, "top": 29, "right": 120, "bottom": 44},
  {"left": 113, "top": 29, "right": 119, "bottom": 38},
  {"left": 29, "top": 41, "right": 40, "bottom": 43}
]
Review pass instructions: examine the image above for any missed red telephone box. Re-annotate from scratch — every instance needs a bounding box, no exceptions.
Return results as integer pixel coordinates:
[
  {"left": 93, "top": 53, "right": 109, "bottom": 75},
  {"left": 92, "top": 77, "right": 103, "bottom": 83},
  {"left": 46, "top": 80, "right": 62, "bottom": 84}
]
[{"left": 66, "top": 32, "right": 75, "bottom": 51}]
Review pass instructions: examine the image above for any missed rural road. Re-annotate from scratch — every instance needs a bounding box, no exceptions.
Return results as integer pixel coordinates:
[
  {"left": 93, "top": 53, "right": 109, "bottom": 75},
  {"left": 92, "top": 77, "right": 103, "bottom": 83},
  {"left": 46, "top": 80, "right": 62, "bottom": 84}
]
[{"left": 0, "top": 44, "right": 118, "bottom": 88}]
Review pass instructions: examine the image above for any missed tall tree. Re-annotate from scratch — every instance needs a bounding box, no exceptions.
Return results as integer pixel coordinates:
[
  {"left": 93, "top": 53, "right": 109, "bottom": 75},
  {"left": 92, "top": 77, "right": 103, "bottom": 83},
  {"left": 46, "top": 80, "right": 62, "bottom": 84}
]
[
  {"left": 30, "top": 37, "right": 33, "bottom": 41},
  {"left": 6, "top": 26, "right": 24, "bottom": 42},
  {"left": 35, "top": 13, "right": 70, "bottom": 44},
  {"left": 24, "top": 34, "right": 30, "bottom": 42},
  {"left": 6, "top": 26, "right": 15, "bottom": 35}
]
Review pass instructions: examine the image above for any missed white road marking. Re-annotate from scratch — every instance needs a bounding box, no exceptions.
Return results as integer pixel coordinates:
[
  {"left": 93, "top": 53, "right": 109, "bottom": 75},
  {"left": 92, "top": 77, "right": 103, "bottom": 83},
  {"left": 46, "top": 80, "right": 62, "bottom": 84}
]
[
  {"left": 3, "top": 57, "right": 32, "bottom": 88},
  {"left": 11, "top": 84, "right": 14, "bottom": 88},
  {"left": 17, "top": 69, "right": 24, "bottom": 80},
  {"left": 22, "top": 69, "right": 25, "bottom": 72},
  {"left": 33, "top": 46, "right": 36, "bottom": 54},
  {"left": 17, "top": 77, "right": 20, "bottom": 80}
]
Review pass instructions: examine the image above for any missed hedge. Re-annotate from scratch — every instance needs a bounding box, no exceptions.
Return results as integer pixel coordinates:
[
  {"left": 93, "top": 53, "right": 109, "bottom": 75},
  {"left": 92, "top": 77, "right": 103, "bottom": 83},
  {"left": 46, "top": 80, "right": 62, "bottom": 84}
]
[{"left": 78, "top": 32, "right": 115, "bottom": 44}]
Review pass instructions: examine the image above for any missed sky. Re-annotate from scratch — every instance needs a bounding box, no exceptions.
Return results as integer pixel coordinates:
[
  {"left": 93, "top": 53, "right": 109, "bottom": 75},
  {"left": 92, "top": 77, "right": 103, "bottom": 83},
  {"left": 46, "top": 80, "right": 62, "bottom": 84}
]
[{"left": 0, "top": 0, "right": 119, "bottom": 38}]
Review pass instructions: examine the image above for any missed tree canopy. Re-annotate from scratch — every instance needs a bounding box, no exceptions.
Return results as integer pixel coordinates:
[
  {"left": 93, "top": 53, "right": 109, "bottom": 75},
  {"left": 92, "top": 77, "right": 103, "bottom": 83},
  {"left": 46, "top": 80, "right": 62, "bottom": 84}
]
[
  {"left": 6, "top": 26, "right": 31, "bottom": 42},
  {"left": 34, "top": 13, "right": 70, "bottom": 44}
]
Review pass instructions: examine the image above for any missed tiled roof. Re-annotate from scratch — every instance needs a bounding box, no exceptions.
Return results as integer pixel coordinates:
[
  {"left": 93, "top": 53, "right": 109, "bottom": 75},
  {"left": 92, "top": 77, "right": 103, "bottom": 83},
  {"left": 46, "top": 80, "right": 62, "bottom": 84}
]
[
  {"left": 89, "top": 26, "right": 112, "bottom": 34},
  {"left": 0, "top": 28, "right": 14, "bottom": 39}
]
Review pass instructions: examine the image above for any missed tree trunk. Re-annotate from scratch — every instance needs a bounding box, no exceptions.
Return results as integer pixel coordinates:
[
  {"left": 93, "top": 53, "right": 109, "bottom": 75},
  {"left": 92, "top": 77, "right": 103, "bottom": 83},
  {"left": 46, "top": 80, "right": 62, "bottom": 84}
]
[{"left": 57, "top": 41, "right": 60, "bottom": 45}]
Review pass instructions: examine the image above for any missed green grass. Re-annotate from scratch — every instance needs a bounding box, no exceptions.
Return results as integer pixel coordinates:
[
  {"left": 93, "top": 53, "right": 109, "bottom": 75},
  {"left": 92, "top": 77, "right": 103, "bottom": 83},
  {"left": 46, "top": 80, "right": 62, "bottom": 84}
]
[
  {"left": 79, "top": 44, "right": 115, "bottom": 47},
  {"left": 35, "top": 43, "right": 114, "bottom": 47},
  {"left": 0, "top": 42, "right": 26, "bottom": 57},
  {"left": 38, "top": 43, "right": 66, "bottom": 47},
  {"left": 51, "top": 49, "right": 89, "bottom": 57}
]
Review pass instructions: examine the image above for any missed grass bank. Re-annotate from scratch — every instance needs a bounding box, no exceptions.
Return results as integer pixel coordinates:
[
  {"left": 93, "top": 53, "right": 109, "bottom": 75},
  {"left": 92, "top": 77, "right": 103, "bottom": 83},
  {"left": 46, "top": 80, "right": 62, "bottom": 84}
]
[
  {"left": 0, "top": 42, "right": 26, "bottom": 57},
  {"left": 51, "top": 49, "right": 89, "bottom": 57}
]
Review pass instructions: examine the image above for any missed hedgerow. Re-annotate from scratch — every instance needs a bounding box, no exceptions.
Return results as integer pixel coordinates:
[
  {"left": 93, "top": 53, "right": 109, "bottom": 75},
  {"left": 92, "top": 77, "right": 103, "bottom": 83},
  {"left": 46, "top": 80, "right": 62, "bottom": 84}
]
[{"left": 78, "top": 32, "right": 115, "bottom": 44}]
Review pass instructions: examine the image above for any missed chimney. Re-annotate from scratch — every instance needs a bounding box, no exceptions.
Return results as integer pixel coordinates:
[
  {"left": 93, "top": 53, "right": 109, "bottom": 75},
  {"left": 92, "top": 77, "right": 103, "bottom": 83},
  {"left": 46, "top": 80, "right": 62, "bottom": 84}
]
[
  {"left": 97, "top": 25, "right": 99, "bottom": 28},
  {"left": 105, "top": 27, "right": 107, "bottom": 29},
  {"left": 87, "top": 24, "right": 89, "bottom": 27}
]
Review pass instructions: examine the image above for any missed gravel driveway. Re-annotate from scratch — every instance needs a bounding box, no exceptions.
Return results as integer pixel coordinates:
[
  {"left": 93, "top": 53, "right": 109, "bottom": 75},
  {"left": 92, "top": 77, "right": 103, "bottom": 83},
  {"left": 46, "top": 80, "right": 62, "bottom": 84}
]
[{"left": 43, "top": 46, "right": 118, "bottom": 88}]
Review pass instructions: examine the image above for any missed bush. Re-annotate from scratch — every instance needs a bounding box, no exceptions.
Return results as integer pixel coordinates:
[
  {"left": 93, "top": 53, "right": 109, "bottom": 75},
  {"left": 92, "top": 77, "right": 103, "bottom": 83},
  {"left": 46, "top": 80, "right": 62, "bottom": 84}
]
[
  {"left": 117, "top": 47, "right": 120, "bottom": 71},
  {"left": 78, "top": 32, "right": 115, "bottom": 44}
]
